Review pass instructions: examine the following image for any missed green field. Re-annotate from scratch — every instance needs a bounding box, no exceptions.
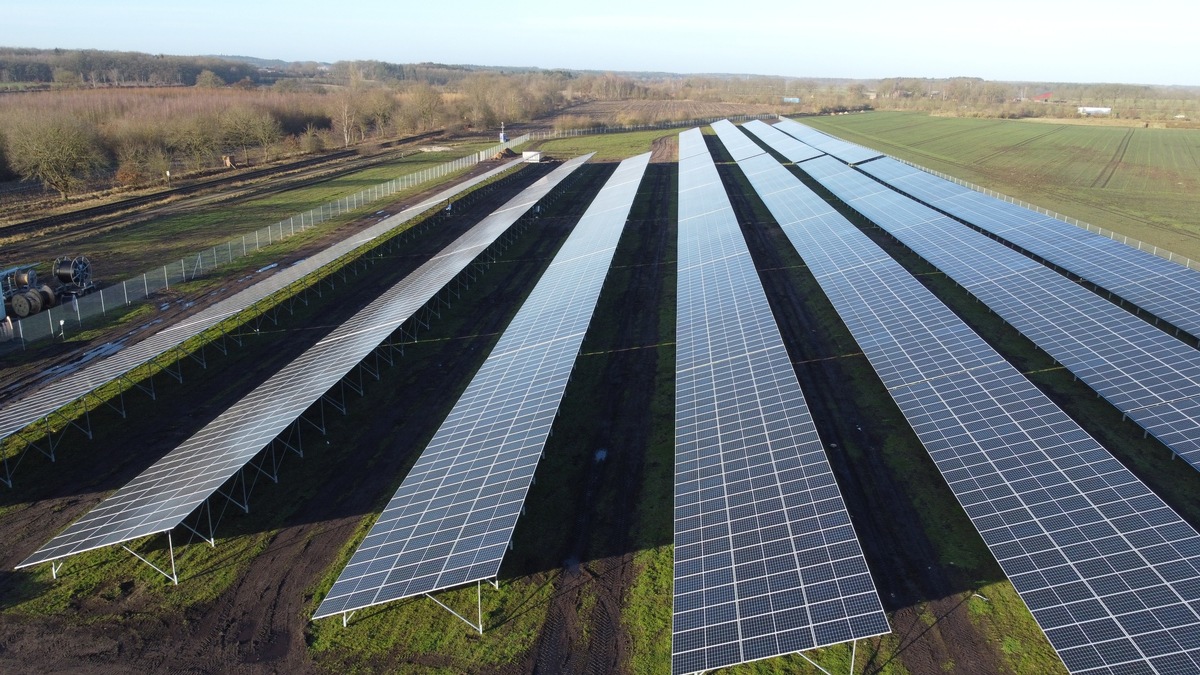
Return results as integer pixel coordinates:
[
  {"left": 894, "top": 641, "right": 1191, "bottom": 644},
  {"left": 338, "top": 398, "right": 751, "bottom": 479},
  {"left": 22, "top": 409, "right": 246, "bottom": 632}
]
[
  {"left": 532, "top": 129, "right": 667, "bottom": 161},
  {"left": 801, "top": 111, "right": 1200, "bottom": 261}
]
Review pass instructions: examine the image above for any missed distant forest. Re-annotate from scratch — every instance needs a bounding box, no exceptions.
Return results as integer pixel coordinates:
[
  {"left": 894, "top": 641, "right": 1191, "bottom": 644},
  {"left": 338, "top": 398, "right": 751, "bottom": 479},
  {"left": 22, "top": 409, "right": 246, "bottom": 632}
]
[{"left": 1, "top": 47, "right": 1197, "bottom": 200}]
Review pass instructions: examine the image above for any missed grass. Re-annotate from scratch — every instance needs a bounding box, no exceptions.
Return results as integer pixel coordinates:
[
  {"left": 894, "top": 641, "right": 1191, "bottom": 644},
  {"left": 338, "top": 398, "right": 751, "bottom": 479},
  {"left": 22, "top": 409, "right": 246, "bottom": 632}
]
[
  {"left": 531, "top": 129, "right": 674, "bottom": 161},
  {"left": 59, "top": 148, "right": 488, "bottom": 274},
  {"left": 799, "top": 111, "right": 1200, "bottom": 261}
]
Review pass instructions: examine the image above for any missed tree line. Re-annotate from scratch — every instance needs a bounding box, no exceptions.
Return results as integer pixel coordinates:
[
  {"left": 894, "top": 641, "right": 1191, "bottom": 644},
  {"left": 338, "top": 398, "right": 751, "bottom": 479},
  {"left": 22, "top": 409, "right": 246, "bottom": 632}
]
[
  {"left": 0, "top": 47, "right": 261, "bottom": 88},
  {"left": 0, "top": 68, "right": 576, "bottom": 199}
]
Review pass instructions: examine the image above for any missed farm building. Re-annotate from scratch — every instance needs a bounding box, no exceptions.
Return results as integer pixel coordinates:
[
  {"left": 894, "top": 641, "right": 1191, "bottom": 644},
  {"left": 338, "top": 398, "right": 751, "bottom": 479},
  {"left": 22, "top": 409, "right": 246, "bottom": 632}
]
[{"left": 1078, "top": 106, "right": 1112, "bottom": 115}]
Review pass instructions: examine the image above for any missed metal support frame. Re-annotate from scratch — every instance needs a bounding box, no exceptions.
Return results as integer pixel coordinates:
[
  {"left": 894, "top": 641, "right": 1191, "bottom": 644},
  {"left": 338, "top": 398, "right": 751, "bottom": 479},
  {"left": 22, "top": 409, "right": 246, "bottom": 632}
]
[
  {"left": 120, "top": 531, "right": 179, "bottom": 585},
  {"left": 795, "top": 639, "right": 859, "bottom": 675}
]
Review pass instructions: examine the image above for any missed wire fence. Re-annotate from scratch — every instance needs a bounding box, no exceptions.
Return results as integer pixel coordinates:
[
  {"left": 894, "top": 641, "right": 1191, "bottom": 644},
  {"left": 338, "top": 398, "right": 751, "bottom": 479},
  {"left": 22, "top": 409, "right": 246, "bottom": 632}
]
[
  {"left": 892, "top": 157, "right": 1200, "bottom": 272},
  {"left": 6, "top": 135, "right": 531, "bottom": 348}
]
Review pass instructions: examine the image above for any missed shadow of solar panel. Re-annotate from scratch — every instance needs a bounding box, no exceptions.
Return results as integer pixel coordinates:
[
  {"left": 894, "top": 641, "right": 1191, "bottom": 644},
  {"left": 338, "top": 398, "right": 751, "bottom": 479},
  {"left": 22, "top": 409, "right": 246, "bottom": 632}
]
[
  {"left": 715, "top": 119, "right": 1200, "bottom": 675},
  {"left": 313, "top": 153, "right": 650, "bottom": 620}
]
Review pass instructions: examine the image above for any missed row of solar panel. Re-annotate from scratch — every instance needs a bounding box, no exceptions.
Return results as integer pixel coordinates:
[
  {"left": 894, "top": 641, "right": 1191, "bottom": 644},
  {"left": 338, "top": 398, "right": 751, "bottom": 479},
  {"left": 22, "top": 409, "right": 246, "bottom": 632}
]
[
  {"left": 19, "top": 155, "right": 594, "bottom": 569},
  {"left": 726, "top": 119, "right": 1200, "bottom": 674},
  {"left": 315, "top": 152, "right": 648, "bottom": 618},
  {"left": 858, "top": 157, "right": 1200, "bottom": 342},
  {"left": 671, "top": 128, "right": 886, "bottom": 674}
]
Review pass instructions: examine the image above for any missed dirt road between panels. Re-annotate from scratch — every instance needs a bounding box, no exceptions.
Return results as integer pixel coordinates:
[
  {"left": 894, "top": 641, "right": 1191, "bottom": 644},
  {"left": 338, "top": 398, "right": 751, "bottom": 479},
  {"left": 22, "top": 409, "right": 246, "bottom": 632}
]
[{"left": 519, "top": 162, "right": 674, "bottom": 675}]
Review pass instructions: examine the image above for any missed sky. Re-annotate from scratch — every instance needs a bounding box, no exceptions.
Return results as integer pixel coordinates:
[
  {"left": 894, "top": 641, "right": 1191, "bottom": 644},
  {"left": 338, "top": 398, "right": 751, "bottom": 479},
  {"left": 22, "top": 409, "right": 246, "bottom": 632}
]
[{"left": 2, "top": 0, "right": 1195, "bottom": 86}]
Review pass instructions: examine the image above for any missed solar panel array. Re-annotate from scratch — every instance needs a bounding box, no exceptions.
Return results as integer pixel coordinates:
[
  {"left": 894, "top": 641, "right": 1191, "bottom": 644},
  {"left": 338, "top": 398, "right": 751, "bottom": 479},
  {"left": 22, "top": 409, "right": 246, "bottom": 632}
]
[
  {"left": 773, "top": 118, "right": 883, "bottom": 165},
  {"left": 672, "top": 126, "right": 887, "bottom": 675},
  {"left": 0, "top": 159, "right": 527, "bottom": 452},
  {"left": 313, "top": 152, "right": 648, "bottom": 620},
  {"left": 784, "top": 153, "right": 1200, "bottom": 472},
  {"left": 741, "top": 120, "right": 824, "bottom": 163},
  {"left": 18, "top": 154, "right": 593, "bottom": 570},
  {"left": 859, "top": 156, "right": 1200, "bottom": 340},
  {"left": 714, "top": 120, "right": 1200, "bottom": 675}
]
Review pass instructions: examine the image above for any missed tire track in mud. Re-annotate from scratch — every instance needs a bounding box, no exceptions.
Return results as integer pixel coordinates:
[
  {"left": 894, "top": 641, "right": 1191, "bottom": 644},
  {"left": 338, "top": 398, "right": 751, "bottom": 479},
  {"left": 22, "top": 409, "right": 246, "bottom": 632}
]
[
  {"left": 974, "top": 124, "right": 1064, "bottom": 164},
  {"left": 1091, "top": 127, "right": 1134, "bottom": 189}
]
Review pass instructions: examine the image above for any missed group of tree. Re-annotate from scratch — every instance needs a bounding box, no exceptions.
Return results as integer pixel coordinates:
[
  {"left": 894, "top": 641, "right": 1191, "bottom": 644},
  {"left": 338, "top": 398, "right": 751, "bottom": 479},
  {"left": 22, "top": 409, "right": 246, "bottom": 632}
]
[
  {"left": 0, "top": 59, "right": 570, "bottom": 199},
  {"left": 0, "top": 47, "right": 260, "bottom": 88}
]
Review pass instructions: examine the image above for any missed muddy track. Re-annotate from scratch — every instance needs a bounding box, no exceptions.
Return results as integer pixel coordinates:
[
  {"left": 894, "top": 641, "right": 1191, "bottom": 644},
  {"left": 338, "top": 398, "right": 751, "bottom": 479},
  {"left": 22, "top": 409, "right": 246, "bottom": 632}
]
[
  {"left": 1, "top": 131, "right": 442, "bottom": 240},
  {"left": 1090, "top": 127, "right": 1135, "bottom": 189},
  {"left": 523, "top": 162, "right": 672, "bottom": 675}
]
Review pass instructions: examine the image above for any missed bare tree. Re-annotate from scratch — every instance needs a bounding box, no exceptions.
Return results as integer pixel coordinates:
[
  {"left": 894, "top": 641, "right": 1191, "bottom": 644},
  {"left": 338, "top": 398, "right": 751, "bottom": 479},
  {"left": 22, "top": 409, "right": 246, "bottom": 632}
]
[
  {"left": 5, "top": 113, "right": 106, "bottom": 199},
  {"left": 407, "top": 83, "right": 443, "bottom": 131}
]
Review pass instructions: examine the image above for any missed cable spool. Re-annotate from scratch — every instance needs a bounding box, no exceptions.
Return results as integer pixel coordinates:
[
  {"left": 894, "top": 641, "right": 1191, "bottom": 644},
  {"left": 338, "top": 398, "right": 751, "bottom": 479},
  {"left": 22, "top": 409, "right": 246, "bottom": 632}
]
[
  {"left": 10, "top": 292, "right": 32, "bottom": 317},
  {"left": 1, "top": 316, "right": 12, "bottom": 342},
  {"left": 38, "top": 284, "right": 57, "bottom": 308},
  {"left": 13, "top": 269, "right": 36, "bottom": 288},
  {"left": 23, "top": 290, "right": 43, "bottom": 316},
  {"left": 55, "top": 255, "right": 91, "bottom": 287}
]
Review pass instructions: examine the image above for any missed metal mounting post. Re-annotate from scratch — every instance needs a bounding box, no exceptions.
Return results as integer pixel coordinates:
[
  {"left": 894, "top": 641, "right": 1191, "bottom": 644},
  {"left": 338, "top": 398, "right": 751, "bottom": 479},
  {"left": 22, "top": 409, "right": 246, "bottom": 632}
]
[
  {"left": 122, "top": 531, "right": 178, "bottom": 585},
  {"left": 423, "top": 580, "right": 485, "bottom": 634}
]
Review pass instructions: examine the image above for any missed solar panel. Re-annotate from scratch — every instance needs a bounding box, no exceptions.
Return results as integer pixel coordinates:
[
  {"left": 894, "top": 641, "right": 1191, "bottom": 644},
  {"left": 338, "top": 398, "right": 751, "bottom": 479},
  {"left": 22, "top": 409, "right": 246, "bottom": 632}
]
[
  {"left": 0, "top": 159, "right": 527, "bottom": 471},
  {"left": 741, "top": 120, "right": 824, "bottom": 163},
  {"left": 858, "top": 156, "right": 1200, "bottom": 342},
  {"left": 17, "top": 154, "right": 593, "bottom": 570},
  {"left": 312, "top": 152, "right": 649, "bottom": 620},
  {"left": 672, "top": 125, "right": 888, "bottom": 675},
  {"left": 773, "top": 118, "right": 883, "bottom": 165},
  {"left": 788, "top": 154, "right": 1200, "bottom": 472},
  {"left": 714, "top": 122, "right": 1200, "bottom": 675}
]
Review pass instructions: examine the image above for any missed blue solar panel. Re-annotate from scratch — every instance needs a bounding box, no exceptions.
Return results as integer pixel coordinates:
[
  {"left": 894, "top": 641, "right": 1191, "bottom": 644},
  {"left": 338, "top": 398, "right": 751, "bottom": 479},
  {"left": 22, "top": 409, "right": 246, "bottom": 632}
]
[
  {"left": 672, "top": 125, "right": 887, "bottom": 675},
  {"left": 314, "top": 152, "right": 649, "bottom": 620},
  {"left": 773, "top": 118, "right": 882, "bottom": 165},
  {"left": 741, "top": 120, "right": 824, "bottom": 163},
  {"left": 713, "top": 120, "right": 1200, "bottom": 675},
  {"left": 790, "top": 154, "right": 1200, "bottom": 473},
  {"left": 859, "top": 156, "right": 1200, "bottom": 341}
]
